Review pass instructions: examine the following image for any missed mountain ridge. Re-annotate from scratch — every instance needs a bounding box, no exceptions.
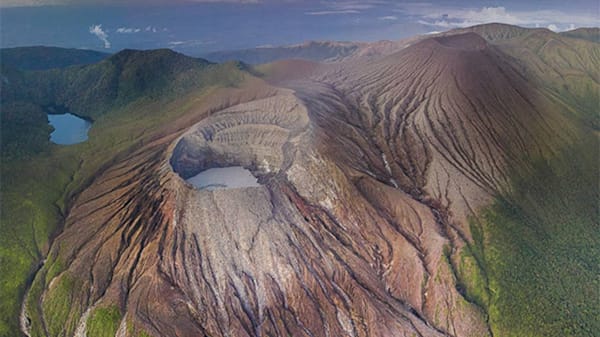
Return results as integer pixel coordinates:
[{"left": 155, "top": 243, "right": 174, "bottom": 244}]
[{"left": 0, "top": 46, "right": 110, "bottom": 71}]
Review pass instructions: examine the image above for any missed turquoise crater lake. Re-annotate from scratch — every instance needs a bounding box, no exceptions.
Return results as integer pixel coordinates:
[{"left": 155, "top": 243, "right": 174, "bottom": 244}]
[
  {"left": 186, "top": 166, "right": 260, "bottom": 190},
  {"left": 47, "top": 113, "right": 92, "bottom": 145}
]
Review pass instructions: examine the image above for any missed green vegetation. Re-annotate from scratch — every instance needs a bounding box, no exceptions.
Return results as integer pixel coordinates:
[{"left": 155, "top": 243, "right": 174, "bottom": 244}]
[
  {"left": 1, "top": 48, "right": 234, "bottom": 121},
  {"left": 42, "top": 273, "right": 83, "bottom": 337},
  {"left": 0, "top": 150, "right": 79, "bottom": 336},
  {"left": 502, "top": 31, "right": 600, "bottom": 129},
  {"left": 463, "top": 135, "right": 599, "bottom": 337},
  {"left": 86, "top": 306, "right": 121, "bottom": 337},
  {"left": 450, "top": 29, "right": 600, "bottom": 336},
  {"left": 0, "top": 102, "right": 53, "bottom": 158},
  {"left": 0, "top": 48, "right": 247, "bottom": 336},
  {"left": 127, "top": 320, "right": 154, "bottom": 337}
]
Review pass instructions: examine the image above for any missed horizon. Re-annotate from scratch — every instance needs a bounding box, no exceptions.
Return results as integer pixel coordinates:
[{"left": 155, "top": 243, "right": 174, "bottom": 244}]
[
  {"left": 0, "top": 23, "right": 596, "bottom": 59},
  {"left": 1, "top": 1, "right": 598, "bottom": 56}
]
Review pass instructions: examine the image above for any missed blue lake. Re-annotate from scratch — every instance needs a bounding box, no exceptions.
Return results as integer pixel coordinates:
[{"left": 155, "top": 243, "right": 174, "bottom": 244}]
[{"left": 48, "top": 113, "right": 92, "bottom": 145}]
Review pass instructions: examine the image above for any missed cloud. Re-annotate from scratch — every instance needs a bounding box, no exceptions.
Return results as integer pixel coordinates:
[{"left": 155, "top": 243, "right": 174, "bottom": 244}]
[
  {"left": 116, "top": 27, "right": 142, "bottom": 33},
  {"left": 399, "top": 5, "right": 597, "bottom": 31},
  {"left": 378, "top": 15, "right": 397, "bottom": 21},
  {"left": 115, "top": 26, "right": 164, "bottom": 33},
  {"left": 305, "top": 0, "right": 389, "bottom": 16},
  {"left": 328, "top": 1, "right": 380, "bottom": 11},
  {"left": 168, "top": 39, "right": 215, "bottom": 47},
  {"left": 305, "top": 10, "right": 360, "bottom": 15},
  {"left": 547, "top": 24, "right": 558, "bottom": 31},
  {"left": 89, "top": 24, "right": 111, "bottom": 49}
]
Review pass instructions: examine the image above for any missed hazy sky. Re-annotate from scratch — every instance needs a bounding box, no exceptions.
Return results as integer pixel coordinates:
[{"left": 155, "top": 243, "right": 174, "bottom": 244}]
[{"left": 1, "top": 1, "right": 598, "bottom": 55}]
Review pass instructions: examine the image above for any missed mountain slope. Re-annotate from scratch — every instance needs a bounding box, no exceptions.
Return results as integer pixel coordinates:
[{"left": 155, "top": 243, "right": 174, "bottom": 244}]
[
  {"left": 443, "top": 22, "right": 532, "bottom": 41},
  {"left": 446, "top": 24, "right": 600, "bottom": 128},
  {"left": 497, "top": 30, "right": 600, "bottom": 128},
  {"left": 560, "top": 27, "right": 600, "bottom": 43},
  {"left": 2, "top": 49, "right": 222, "bottom": 119}
]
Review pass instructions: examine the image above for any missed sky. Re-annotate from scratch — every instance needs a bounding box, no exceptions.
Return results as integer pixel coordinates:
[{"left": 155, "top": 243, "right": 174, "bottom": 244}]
[{"left": 1, "top": 1, "right": 598, "bottom": 56}]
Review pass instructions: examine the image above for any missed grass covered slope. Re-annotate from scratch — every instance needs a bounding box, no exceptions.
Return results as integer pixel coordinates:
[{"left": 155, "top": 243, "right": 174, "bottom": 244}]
[
  {"left": 560, "top": 28, "right": 600, "bottom": 43},
  {"left": 462, "top": 133, "right": 599, "bottom": 337},
  {"left": 450, "top": 24, "right": 600, "bottom": 129},
  {"left": 0, "top": 49, "right": 249, "bottom": 337}
]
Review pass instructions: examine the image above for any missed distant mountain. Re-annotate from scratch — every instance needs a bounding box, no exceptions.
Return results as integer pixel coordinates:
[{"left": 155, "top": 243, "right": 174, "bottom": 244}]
[
  {"left": 0, "top": 46, "right": 109, "bottom": 71},
  {"left": 2, "top": 49, "right": 224, "bottom": 118},
  {"left": 442, "top": 22, "right": 532, "bottom": 41},
  {"left": 203, "top": 38, "right": 421, "bottom": 64},
  {"left": 560, "top": 27, "right": 600, "bottom": 42},
  {"left": 207, "top": 24, "right": 600, "bottom": 66},
  {"left": 204, "top": 41, "right": 361, "bottom": 64}
]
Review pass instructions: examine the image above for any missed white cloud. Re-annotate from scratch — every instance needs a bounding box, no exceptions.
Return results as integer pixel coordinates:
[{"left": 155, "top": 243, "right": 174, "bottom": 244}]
[
  {"left": 89, "top": 24, "right": 111, "bottom": 49},
  {"left": 305, "top": 0, "right": 389, "bottom": 16},
  {"left": 379, "top": 15, "right": 397, "bottom": 21},
  {"left": 399, "top": 5, "right": 598, "bottom": 30},
  {"left": 547, "top": 24, "right": 558, "bottom": 31},
  {"left": 115, "top": 26, "right": 164, "bottom": 34},
  {"left": 168, "top": 39, "right": 215, "bottom": 47},
  {"left": 305, "top": 10, "right": 360, "bottom": 15},
  {"left": 328, "top": 1, "right": 379, "bottom": 11},
  {"left": 139, "top": 25, "right": 160, "bottom": 33},
  {"left": 116, "top": 27, "right": 142, "bottom": 33}
]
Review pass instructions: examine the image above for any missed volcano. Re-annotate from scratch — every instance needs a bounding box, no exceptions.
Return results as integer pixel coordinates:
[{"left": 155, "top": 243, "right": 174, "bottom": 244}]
[{"left": 3, "top": 24, "right": 598, "bottom": 337}]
